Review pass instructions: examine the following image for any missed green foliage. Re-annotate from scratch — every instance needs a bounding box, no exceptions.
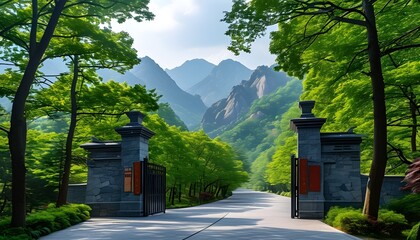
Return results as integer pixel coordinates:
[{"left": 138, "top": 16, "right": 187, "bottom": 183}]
[
  {"left": 155, "top": 103, "right": 188, "bottom": 130},
  {"left": 377, "top": 209, "right": 409, "bottom": 237},
  {"left": 0, "top": 204, "right": 90, "bottom": 239},
  {"left": 145, "top": 114, "right": 248, "bottom": 205},
  {"left": 333, "top": 210, "right": 370, "bottom": 235},
  {"left": 325, "top": 207, "right": 409, "bottom": 238},
  {"left": 407, "top": 222, "right": 420, "bottom": 240},
  {"left": 387, "top": 194, "right": 420, "bottom": 223},
  {"left": 279, "top": 191, "right": 291, "bottom": 197}
]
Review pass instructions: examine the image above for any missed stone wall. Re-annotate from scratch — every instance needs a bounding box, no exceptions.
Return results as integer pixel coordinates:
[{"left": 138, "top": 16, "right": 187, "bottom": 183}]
[
  {"left": 321, "top": 133, "right": 364, "bottom": 212},
  {"left": 361, "top": 175, "right": 408, "bottom": 206},
  {"left": 68, "top": 183, "right": 86, "bottom": 204}
]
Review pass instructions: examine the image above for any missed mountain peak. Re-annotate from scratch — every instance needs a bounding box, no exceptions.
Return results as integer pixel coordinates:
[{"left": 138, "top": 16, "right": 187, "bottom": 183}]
[
  {"left": 188, "top": 59, "right": 253, "bottom": 106},
  {"left": 166, "top": 59, "right": 215, "bottom": 92},
  {"left": 129, "top": 56, "right": 207, "bottom": 128}
]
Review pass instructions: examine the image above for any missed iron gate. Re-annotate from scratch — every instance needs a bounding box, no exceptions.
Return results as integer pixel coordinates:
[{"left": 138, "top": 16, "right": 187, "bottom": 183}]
[
  {"left": 143, "top": 162, "right": 166, "bottom": 216},
  {"left": 291, "top": 154, "right": 299, "bottom": 218}
]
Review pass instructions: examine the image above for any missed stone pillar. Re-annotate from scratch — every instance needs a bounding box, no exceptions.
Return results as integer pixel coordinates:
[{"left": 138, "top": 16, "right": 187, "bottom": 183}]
[
  {"left": 115, "top": 111, "right": 154, "bottom": 216},
  {"left": 290, "top": 101, "right": 326, "bottom": 219}
]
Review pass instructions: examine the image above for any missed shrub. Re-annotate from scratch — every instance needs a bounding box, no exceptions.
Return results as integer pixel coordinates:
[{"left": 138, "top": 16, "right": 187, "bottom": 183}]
[
  {"left": 324, "top": 206, "right": 355, "bottom": 226},
  {"left": 325, "top": 206, "right": 410, "bottom": 238},
  {"left": 333, "top": 210, "right": 370, "bottom": 235},
  {"left": 0, "top": 204, "right": 91, "bottom": 239},
  {"left": 26, "top": 212, "right": 55, "bottom": 232},
  {"left": 377, "top": 209, "right": 409, "bottom": 237},
  {"left": 407, "top": 222, "right": 420, "bottom": 240},
  {"left": 387, "top": 194, "right": 420, "bottom": 223}
]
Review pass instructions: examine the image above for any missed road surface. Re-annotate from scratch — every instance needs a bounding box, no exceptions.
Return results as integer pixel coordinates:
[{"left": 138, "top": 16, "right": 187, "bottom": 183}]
[{"left": 41, "top": 189, "right": 360, "bottom": 240}]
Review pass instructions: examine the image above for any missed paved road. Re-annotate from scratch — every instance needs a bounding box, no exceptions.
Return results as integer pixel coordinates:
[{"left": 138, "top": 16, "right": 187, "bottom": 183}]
[{"left": 41, "top": 189, "right": 360, "bottom": 240}]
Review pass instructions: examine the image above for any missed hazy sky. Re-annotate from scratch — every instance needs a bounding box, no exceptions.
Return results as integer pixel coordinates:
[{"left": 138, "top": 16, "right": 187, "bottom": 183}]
[{"left": 112, "top": 0, "right": 276, "bottom": 70}]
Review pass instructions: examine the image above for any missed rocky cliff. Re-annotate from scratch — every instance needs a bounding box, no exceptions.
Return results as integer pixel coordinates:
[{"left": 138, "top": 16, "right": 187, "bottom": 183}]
[{"left": 202, "top": 66, "right": 291, "bottom": 133}]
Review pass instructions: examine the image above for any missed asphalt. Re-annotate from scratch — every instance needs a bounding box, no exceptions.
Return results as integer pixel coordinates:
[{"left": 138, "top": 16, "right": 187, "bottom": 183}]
[{"left": 40, "top": 189, "right": 360, "bottom": 240}]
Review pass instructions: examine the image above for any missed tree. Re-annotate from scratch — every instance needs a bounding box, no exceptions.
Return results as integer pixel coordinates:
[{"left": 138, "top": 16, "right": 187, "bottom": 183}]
[
  {"left": 402, "top": 158, "right": 420, "bottom": 194},
  {"left": 223, "top": 0, "right": 419, "bottom": 220},
  {"left": 0, "top": 0, "right": 154, "bottom": 227}
]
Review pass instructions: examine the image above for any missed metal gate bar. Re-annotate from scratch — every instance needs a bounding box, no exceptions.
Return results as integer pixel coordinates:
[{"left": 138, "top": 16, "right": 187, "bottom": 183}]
[{"left": 291, "top": 154, "right": 299, "bottom": 218}]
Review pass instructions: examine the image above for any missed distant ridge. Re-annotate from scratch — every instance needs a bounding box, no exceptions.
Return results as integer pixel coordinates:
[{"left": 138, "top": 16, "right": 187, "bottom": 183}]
[{"left": 165, "top": 59, "right": 215, "bottom": 91}]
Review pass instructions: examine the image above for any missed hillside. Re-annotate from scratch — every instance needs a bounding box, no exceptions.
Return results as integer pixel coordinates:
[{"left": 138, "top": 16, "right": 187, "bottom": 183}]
[{"left": 219, "top": 79, "right": 302, "bottom": 170}]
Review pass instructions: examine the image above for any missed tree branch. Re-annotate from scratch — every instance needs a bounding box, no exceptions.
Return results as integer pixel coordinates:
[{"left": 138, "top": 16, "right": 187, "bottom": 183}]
[
  {"left": 387, "top": 142, "right": 412, "bottom": 165},
  {"left": 333, "top": 16, "right": 366, "bottom": 26},
  {"left": 381, "top": 44, "right": 420, "bottom": 56},
  {"left": 0, "top": 125, "right": 10, "bottom": 134}
]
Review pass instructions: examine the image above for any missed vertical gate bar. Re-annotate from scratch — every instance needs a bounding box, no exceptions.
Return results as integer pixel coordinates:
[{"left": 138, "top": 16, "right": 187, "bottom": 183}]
[
  {"left": 163, "top": 167, "right": 166, "bottom": 213},
  {"left": 291, "top": 154, "right": 296, "bottom": 218},
  {"left": 296, "top": 157, "right": 299, "bottom": 218},
  {"left": 144, "top": 162, "right": 148, "bottom": 216}
]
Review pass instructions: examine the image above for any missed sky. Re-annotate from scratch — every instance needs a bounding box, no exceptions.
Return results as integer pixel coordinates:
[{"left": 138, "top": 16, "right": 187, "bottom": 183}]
[{"left": 111, "top": 0, "right": 276, "bottom": 70}]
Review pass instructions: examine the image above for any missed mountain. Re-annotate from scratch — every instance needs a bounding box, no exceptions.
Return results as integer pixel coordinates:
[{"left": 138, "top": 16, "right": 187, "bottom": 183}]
[
  {"left": 188, "top": 59, "right": 253, "bottom": 107},
  {"left": 97, "top": 68, "right": 143, "bottom": 86},
  {"left": 202, "top": 65, "right": 292, "bottom": 134},
  {"left": 165, "top": 59, "right": 215, "bottom": 91},
  {"left": 128, "top": 57, "right": 207, "bottom": 129}
]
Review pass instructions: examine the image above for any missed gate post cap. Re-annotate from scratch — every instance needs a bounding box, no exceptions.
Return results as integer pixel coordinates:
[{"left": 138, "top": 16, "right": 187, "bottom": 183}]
[
  {"left": 126, "top": 111, "right": 145, "bottom": 125},
  {"left": 299, "top": 101, "right": 315, "bottom": 118}
]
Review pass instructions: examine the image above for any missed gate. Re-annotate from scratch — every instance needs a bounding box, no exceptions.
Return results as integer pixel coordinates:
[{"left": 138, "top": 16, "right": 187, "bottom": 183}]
[
  {"left": 143, "top": 162, "right": 166, "bottom": 216},
  {"left": 291, "top": 154, "right": 299, "bottom": 218}
]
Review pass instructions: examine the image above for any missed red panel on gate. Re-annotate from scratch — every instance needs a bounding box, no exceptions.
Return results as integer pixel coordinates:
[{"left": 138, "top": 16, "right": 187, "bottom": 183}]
[
  {"left": 309, "top": 165, "right": 321, "bottom": 192},
  {"left": 299, "top": 158, "right": 308, "bottom": 194},
  {"left": 133, "top": 162, "right": 142, "bottom": 195}
]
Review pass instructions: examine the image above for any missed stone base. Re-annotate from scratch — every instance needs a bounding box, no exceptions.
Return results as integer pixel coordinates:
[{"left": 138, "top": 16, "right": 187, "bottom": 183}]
[
  {"left": 87, "top": 201, "right": 144, "bottom": 217},
  {"left": 119, "top": 201, "right": 144, "bottom": 217},
  {"left": 299, "top": 200, "right": 324, "bottom": 219},
  {"left": 88, "top": 202, "right": 120, "bottom": 217}
]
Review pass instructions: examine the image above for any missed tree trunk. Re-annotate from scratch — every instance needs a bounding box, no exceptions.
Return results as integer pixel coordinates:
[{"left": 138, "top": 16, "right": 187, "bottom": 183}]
[
  {"left": 56, "top": 55, "right": 79, "bottom": 207},
  {"left": 410, "top": 92, "right": 417, "bottom": 152},
  {"left": 171, "top": 186, "right": 175, "bottom": 205},
  {"left": 178, "top": 184, "right": 181, "bottom": 203},
  {"left": 9, "top": 0, "right": 67, "bottom": 227},
  {"left": 362, "top": 0, "right": 388, "bottom": 221},
  {"left": 0, "top": 183, "right": 8, "bottom": 214}
]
